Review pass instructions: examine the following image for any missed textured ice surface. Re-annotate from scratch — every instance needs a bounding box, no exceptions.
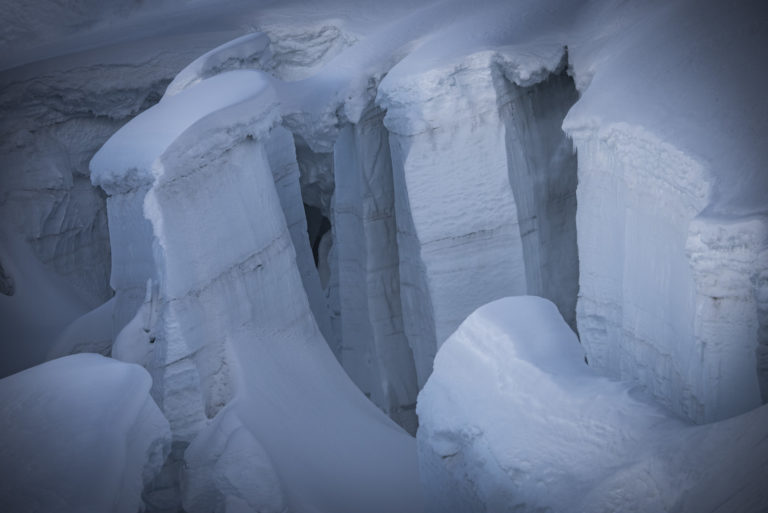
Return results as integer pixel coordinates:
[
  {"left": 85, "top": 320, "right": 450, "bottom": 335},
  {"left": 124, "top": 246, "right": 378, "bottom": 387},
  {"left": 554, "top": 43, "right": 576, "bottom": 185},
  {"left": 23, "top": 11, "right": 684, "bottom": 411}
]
[
  {"left": 93, "top": 69, "right": 422, "bottom": 513},
  {"left": 418, "top": 296, "right": 768, "bottom": 513},
  {"left": 0, "top": 354, "right": 170, "bottom": 513},
  {"left": 332, "top": 106, "right": 420, "bottom": 433},
  {"left": 378, "top": 47, "right": 579, "bottom": 386}
]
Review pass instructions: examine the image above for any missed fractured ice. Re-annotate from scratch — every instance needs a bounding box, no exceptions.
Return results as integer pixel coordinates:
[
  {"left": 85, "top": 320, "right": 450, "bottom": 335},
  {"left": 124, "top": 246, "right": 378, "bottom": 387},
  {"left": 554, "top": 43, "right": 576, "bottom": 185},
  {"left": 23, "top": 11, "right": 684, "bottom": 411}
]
[{"left": 0, "top": 0, "right": 767, "bottom": 511}]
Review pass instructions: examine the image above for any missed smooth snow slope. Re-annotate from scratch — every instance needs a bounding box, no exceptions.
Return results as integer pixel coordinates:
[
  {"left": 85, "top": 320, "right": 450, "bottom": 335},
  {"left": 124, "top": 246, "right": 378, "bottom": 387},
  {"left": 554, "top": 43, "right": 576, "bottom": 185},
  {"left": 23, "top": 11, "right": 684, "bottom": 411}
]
[
  {"left": 418, "top": 296, "right": 768, "bottom": 513},
  {"left": 0, "top": 354, "right": 170, "bottom": 513}
]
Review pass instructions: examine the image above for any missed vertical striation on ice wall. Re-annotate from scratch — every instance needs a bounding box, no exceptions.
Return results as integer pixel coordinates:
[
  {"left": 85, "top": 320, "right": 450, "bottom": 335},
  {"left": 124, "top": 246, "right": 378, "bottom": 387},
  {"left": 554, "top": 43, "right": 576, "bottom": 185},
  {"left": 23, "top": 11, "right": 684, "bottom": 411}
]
[
  {"left": 333, "top": 104, "right": 420, "bottom": 433},
  {"left": 91, "top": 67, "right": 423, "bottom": 513}
]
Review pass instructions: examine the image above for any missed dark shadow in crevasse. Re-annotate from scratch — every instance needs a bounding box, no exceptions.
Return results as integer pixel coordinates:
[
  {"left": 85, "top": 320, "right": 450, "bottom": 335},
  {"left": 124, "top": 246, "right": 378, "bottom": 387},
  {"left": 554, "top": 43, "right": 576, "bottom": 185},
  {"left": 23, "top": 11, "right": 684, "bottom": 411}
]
[{"left": 303, "top": 203, "right": 331, "bottom": 267}]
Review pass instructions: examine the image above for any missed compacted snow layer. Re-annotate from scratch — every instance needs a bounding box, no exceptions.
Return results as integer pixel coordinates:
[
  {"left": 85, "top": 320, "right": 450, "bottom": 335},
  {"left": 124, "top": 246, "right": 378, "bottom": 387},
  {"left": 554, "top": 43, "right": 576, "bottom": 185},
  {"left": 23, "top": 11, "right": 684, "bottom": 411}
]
[
  {"left": 418, "top": 296, "right": 768, "bottom": 513},
  {"left": 92, "top": 70, "right": 423, "bottom": 513},
  {"left": 0, "top": 353, "right": 170, "bottom": 513}
]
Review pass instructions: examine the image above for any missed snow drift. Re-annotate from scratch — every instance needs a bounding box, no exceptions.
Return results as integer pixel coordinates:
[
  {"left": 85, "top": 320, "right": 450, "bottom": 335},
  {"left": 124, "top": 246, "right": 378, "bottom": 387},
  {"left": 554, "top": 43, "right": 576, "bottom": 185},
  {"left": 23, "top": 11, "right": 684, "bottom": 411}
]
[
  {"left": 0, "top": 354, "right": 170, "bottom": 513},
  {"left": 418, "top": 296, "right": 768, "bottom": 513}
]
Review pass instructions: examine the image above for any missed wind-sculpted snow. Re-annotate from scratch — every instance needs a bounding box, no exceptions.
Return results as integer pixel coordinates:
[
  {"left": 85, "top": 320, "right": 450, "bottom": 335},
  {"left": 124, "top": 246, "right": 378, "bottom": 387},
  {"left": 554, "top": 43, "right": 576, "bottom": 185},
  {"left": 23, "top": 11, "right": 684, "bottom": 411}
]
[
  {"left": 418, "top": 296, "right": 768, "bottom": 513},
  {"left": 0, "top": 354, "right": 170, "bottom": 513},
  {"left": 92, "top": 70, "right": 422, "bottom": 512}
]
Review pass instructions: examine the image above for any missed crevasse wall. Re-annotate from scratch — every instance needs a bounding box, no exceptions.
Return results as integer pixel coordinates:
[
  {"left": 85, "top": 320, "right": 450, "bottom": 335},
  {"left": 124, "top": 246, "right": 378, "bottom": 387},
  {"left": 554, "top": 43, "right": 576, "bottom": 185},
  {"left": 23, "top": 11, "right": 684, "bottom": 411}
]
[
  {"left": 332, "top": 105, "right": 420, "bottom": 433},
  {"left": 378, "top": 50, "right": 580, "bottom": 386},
  {"left": 567, "top": 121, "right": 767, "bottom": 423}
]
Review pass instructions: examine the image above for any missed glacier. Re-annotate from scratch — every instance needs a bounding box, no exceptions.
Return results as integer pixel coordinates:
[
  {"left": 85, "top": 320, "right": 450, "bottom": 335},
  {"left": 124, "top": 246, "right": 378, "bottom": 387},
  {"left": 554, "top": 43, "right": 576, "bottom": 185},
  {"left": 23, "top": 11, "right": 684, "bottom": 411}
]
[{"left": 0, "top": 0, "right": 767, "bottom": 511}]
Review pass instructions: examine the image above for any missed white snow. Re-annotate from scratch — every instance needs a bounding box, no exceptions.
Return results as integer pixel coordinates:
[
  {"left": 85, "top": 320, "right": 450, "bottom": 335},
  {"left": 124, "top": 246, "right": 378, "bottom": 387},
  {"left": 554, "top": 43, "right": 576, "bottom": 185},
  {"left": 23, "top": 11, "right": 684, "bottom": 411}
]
[
  {"left": 418, "top": 296, "right": 768, "bottom": 513},
  {"left": 0, "top": 354, "right": 170, "bottom": 513}
]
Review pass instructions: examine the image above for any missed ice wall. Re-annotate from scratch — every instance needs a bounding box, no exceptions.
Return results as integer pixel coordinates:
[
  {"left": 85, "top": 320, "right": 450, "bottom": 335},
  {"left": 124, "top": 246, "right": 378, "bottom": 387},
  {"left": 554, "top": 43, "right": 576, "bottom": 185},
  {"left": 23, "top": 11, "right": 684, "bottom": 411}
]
[
  {"left": 562, "top": 0, "right": 768, "bottom": 424},
  {"left": 0, "top": 26, "right": 257, "bottom": 370},
  {"left": 379, "top": 53, "right": 527, "bottom": 385},
  {"left": 566, "top": 121, "right": 767, "bottom": 423},
  {"left": 378, "top": 48, "right": 579, "bottom": 386},
  {"left": 92, "top": 69, "right": 423, "bottom": 513},
  {"left": 496, "top": 66, "right": 579, "bottom": 329},
  {"left": 333, "top": 105, "right": 420, "bottom": 433},
  {"left": 418, "top": 296, "right": 768, "bottom": 513}
]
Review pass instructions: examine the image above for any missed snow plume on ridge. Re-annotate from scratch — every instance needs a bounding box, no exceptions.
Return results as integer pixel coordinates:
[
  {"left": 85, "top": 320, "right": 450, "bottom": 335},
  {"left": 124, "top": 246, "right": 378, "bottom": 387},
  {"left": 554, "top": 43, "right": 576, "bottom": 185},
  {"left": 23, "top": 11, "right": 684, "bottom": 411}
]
[{"left": 91, "top": 69, "right": 423, "bottom": 512}]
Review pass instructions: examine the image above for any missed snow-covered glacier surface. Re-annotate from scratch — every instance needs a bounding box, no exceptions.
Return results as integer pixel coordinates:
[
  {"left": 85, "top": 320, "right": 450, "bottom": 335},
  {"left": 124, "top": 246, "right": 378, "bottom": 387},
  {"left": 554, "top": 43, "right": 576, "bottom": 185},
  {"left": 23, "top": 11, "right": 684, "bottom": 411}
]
[
  {"left": 418, "top": 296, "right": 768, "bottom": 513},
  {"left": 1, "top": 0, "right": 767, "bottom": 510},
  {"left": 0, "top": 354, "right": 170, "bottom": 513}
]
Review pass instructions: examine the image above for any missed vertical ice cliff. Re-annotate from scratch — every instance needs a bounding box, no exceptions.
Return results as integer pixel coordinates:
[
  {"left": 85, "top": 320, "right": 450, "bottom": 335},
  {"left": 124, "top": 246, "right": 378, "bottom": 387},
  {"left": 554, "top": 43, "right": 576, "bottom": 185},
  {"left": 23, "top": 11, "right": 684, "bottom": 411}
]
[
  {"left": 563, "top": 0, "right": 768, "bottom": 423},
  {"left": 379, "top": 54, "right": 526, "bottom": 386},
  {"left": 0, "top": 26, "right": 258, "bottom": 374},
  {"left": 333, "top": 105, "right": 420, "bottom": 433},
  {"left": 91, "top": 69, "right": 423, "bottom": 513},
  {"left": 495, "top": 64, "right": 579, "bottom": 329},
  {"left": 377, "top": 47, "right": 579, "bottom": 386},
  {"left": 568, "top": 122, "right": 767, "bottom": 425}
]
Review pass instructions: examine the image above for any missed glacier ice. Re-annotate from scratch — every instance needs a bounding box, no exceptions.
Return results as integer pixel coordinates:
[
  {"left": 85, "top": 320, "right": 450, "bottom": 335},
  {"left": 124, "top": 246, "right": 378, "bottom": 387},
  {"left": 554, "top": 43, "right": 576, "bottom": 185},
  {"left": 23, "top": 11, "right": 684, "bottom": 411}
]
[
  {"left": 1, "top": 0, "right": 767, "bottom": 510},
  {"left": 418, "top": 296, "right": 768, "bottom": 513},
  {"left": 0, "top": 354, "right": 170, "bottom": 513},
  {"left": 91, "top": 68, "right": 423, "bottom": 512}
]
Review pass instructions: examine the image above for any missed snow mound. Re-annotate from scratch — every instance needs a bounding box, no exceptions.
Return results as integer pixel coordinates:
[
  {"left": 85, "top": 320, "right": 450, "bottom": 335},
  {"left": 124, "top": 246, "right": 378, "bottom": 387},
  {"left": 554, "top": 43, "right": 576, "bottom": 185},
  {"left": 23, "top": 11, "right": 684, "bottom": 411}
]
[
  {"left": 0, "top": 354, "right": 170, "bottom": 513},
  {"left": 418, "top": 296, "right": 768, "bottom": 513}
]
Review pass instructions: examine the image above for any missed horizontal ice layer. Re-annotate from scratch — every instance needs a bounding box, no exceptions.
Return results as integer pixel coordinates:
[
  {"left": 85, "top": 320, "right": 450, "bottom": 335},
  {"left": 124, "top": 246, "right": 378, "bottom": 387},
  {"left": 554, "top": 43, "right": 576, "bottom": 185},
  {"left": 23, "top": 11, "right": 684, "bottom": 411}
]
[
  {"left": 0, "top": 353, "right": 170, "bottom": 513},
  {"left": 418, "top": 296, "right": 768, "bottom": 513},
  {"left": 93, "top": 69, "right": 423, "bottom": 512}
]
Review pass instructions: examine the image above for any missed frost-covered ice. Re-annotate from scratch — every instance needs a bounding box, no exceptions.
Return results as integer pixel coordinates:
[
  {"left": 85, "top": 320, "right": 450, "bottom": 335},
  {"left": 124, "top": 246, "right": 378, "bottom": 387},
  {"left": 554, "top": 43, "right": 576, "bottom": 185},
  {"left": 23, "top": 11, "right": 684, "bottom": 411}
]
[
  {"left": 0, "top": 354, "right": 170, "bottom": 513},
  {"left": 418, "top": 296, "right": 768, "bottom": 513}
]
